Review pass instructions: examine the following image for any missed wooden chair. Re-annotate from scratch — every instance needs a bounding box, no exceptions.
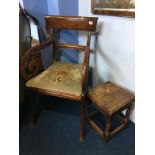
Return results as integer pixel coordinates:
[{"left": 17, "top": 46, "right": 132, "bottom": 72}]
[{"left": 20, "top": 16, "right": 98, "bottom": 141}]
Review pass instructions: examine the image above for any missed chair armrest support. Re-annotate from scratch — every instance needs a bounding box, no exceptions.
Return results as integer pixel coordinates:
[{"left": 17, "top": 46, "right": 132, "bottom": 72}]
[
  {"left": 20, "top": 36, "right": 53, "bottom": 81},
  {"left": 81, "top": 32, "right": 91, "bottom": 93},
  {"left": 23, "top": 36, "right": 53, "bottom": 59},
  {"left": 81, "top": 53, "right": 89, "bottom": 93}
]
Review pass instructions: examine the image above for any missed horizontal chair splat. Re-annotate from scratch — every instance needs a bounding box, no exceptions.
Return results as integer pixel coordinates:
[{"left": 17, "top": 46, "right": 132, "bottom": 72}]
[{"left": 55, "top": 43, "right": 87, "bottom": 51}]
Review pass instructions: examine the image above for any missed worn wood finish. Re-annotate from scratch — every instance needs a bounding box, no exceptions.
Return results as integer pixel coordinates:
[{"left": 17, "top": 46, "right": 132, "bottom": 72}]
[
  {"left": 88, "top": 81, "right": 135, "bottom": 116},
  {"left": 20, "top": 16, "right": 98, "bottom": 141},
  {"left": 87, "top": 81, "right": 135, "bottom": 143},
  {"left": 45, "top": 16, "right": 98, "bottom": 32}
]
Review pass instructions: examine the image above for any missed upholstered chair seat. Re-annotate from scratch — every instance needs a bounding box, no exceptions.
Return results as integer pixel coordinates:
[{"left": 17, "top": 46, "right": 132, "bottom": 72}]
[{"left": 26, "top": 62, "right": 83, "bottom": 96}]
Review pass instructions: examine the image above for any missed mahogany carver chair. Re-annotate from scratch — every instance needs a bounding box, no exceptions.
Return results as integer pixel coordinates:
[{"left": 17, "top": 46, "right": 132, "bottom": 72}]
[{"left": 20, "top": 16, "right": 98, "bottom": 141}]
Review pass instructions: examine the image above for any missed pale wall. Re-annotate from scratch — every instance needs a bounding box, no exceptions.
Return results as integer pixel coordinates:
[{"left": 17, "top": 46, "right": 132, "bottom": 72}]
[{"left": 79, "top": 0, "right": 135, "bottom": 122}]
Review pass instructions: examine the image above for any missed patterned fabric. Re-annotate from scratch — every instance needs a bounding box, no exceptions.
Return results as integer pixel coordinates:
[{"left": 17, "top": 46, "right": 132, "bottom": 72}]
[{"left": 26, "top": 62, "right": 83, "bottom": 96}]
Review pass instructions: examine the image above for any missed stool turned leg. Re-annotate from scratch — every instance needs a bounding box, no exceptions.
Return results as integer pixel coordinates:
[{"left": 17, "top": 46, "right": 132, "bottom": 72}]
[
  {"left": 80, "top": 93, "right": 86, "bottom": 142},
  {"left": 103, "top": 116, "right": 111, "bottom": 143},
  {"left": 124, "top": 105, "right": 132, "bottom": 124}
]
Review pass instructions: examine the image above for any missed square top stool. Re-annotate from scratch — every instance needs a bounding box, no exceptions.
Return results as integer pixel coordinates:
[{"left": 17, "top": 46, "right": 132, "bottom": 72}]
[{"left": 87, "top": 81, "right": 135, "bottom": 143}]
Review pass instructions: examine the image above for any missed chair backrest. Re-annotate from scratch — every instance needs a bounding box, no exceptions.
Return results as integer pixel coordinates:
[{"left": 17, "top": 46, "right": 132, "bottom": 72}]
[
  {"left": 45, "top": 15, "right": 98, "bottom": 32},
  {"left": 45, "top": 15, "right": 98, "bottom": 91},
  {"left": 45, "top": 16, "right": 98, "bottom": 62}
]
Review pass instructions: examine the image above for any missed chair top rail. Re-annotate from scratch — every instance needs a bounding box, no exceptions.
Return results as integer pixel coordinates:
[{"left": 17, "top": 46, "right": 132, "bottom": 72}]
[{"left": 45, "top": 15, "right": 98, "bottom": 32}]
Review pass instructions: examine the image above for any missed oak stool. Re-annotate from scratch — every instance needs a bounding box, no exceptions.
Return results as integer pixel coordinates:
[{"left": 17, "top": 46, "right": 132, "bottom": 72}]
[{"left": 87, "top": 81, "right": 134, "bottom": 143}]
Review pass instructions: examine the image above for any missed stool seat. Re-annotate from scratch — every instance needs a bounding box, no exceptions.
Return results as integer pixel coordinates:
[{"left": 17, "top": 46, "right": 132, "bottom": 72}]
[
  {"left": 87, "top": 81, "right": 135, "bottom": 143},
  {"left": 89, "top": 81, "right": 134, "bottom": 116}
]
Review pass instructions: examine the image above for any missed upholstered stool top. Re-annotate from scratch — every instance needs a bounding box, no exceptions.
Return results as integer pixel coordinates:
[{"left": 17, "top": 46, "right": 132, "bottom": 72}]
[{"left": 88, "top": 81, "right": 135, "bottom": 116}]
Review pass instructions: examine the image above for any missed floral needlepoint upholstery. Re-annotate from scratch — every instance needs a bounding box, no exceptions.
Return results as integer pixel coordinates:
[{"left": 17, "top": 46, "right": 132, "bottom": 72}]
[{"left": 26, "top": 62, "right": 83, "bottom": 96}]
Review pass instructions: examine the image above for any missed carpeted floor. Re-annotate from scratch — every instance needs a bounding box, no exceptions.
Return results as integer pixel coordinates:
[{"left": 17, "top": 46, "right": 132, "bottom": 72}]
[{"left": 19, "top": 95, "right": 135, "bottom": 155}]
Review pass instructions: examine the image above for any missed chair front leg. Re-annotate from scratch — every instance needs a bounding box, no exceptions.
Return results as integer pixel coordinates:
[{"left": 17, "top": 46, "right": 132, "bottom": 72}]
[{"left": 80, "top": 92, "right": 87, "bottom": 142}]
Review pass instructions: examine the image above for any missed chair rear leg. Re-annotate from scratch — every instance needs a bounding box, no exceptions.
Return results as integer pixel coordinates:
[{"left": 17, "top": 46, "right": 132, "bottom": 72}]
[{"left": 29, "top": 90, "right": 37, "bottom": 127}]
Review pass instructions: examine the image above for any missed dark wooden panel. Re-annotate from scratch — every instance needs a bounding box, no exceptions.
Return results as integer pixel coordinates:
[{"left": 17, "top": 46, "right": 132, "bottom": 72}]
[{"left": 45, "top": 16, "right": 98, "bottom": 31}]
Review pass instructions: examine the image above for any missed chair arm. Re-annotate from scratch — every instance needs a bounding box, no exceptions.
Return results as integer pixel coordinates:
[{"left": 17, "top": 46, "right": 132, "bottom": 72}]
[
  {"left": 23, "top": 36, "right": 53, "bottom": 59},
  {"left": 20, "top": 36, "right": 53, "bottom": 81}
]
